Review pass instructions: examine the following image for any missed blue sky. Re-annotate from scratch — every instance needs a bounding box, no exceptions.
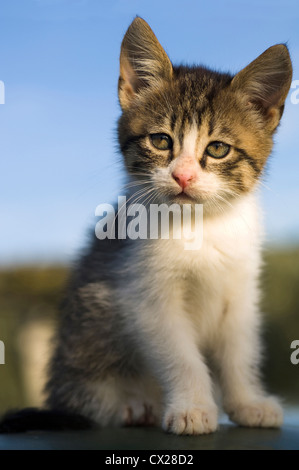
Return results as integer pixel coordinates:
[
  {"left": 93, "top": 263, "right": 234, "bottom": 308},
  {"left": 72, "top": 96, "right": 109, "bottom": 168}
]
[{"left": 0, "top": 0, "right": 299, "bottom": 265}]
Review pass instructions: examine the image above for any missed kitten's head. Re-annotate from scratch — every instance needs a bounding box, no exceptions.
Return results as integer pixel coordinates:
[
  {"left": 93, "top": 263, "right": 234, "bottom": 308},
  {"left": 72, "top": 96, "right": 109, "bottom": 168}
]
[{"left": 118, "top": 17, "right": 292, "bottom": 214}]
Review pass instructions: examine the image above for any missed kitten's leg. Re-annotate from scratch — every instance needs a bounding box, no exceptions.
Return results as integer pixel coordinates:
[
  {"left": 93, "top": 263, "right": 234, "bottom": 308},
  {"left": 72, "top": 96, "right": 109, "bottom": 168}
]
[
  {"left": 135, "top": 301, "right": 218, "bottom": 435},
  {"left": 215, "top": 287, "right": 283, "bottom": 428},
  {"left": 46, "top": 371, "right": 162, "bottom": 427},
  {"left": 84, "top": 375, "right": 163, "bottom": 427}
]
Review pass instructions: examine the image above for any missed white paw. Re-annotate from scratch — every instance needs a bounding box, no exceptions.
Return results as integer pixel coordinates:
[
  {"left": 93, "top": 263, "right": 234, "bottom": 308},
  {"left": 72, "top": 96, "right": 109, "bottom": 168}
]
[
  {"left": 227, "top": 398, "right": 283, "bottom": 428},
  {"left": 121, "top": 401, "right": 157, "bottom": 426},
  {"left": 163, "top": 404, "right": 218, "bottom": 435}
]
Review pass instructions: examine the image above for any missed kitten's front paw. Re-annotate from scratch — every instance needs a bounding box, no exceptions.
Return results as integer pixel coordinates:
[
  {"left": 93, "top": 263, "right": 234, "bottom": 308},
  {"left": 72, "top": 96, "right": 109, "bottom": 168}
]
[
  {"left": 227, "top": 397, "right": 283, "bottom": 428},
  {"left": 162, "top": 404, "right": 218, "bottom": 435}
]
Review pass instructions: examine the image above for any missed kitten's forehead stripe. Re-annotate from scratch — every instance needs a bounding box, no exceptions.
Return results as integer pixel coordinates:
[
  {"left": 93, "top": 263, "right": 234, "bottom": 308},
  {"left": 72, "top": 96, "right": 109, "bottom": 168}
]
[
  {"left": 208, "top": 114, "right": 215, "bottom": 137},
  {"left": 170, "top": 111, "right": 177, "bottom": 132},
  {"left": 178, "top": 113, "right": 187, "bottom": 147}
]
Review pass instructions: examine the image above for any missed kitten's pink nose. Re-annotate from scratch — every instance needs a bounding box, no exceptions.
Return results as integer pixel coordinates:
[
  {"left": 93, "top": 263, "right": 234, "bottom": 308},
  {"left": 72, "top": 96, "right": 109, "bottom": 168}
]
[{"left": 172, "top": 170, "right": 195, "bottom": 190}]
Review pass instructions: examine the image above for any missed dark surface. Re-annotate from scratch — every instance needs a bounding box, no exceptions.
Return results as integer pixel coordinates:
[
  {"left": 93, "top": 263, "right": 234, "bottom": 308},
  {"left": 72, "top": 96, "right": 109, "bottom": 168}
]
[
  {"left": 0, "top": 407, "right": 93, "bottom": 433},
  {"left": 0, "top": 423, "right": 298, "bottom": 450}
]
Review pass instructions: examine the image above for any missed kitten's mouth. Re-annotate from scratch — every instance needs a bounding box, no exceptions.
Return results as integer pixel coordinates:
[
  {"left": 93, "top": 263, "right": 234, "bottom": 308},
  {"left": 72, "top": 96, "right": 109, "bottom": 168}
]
[{"left": 172, "top": 192, "right": 197, "bottom": 203}]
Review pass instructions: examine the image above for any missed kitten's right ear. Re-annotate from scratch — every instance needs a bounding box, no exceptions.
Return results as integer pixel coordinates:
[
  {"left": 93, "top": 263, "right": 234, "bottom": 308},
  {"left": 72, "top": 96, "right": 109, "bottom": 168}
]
[{"left": 118, "top": 17, "right": 173, "bottom": 110}]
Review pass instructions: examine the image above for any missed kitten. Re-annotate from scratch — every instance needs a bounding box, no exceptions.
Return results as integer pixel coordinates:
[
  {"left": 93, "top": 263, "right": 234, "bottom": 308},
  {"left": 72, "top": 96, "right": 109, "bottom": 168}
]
[{"left": 5, "top": 17, "right": 293, "bottom": 435}]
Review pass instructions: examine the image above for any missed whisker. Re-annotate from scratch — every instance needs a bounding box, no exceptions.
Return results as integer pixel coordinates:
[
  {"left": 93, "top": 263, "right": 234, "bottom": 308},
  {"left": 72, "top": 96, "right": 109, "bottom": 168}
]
[{"left": 110, "top": 186, "right": 153, "bottom": 234}]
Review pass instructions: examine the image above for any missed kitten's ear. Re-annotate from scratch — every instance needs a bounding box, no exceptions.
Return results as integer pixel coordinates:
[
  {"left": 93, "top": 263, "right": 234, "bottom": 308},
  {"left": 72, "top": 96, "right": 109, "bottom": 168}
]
[
  {"left": 118, "top": 17, "right": 173, "bottom": 110},
  {"left": 231, "top": 44, "right": 292, "bottom": 130}
]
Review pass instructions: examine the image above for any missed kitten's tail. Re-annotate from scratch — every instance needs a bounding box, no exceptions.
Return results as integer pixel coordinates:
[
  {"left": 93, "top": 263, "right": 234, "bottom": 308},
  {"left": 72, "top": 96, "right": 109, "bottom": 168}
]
[{"left": 0, "top": 408, "right": 94, "bottom": 433}]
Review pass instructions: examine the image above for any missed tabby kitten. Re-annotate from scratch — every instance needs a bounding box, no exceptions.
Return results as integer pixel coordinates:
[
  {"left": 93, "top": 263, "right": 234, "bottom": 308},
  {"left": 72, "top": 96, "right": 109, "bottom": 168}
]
[{"left": 46, "top": 18, "right": 292, "bottom": 435}]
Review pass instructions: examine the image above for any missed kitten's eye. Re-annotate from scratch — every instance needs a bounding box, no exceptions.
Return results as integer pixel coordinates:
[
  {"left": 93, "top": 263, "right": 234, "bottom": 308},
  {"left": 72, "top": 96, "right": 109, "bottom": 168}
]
[
  {"left": 206, "top": 141, "right": 230, "bottom": 159},
  {"left": 150, "top": 133, "right": 173, "bottom": 150}
]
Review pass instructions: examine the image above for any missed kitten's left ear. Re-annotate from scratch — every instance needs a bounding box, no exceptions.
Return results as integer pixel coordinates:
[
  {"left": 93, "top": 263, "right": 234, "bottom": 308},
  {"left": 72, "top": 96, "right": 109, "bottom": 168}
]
[
  {"left": 231, "top": 44, "right": 293, "bottom": 130},
  {"left": 118, "top": 17, "right": 173, "bottom": 110}
]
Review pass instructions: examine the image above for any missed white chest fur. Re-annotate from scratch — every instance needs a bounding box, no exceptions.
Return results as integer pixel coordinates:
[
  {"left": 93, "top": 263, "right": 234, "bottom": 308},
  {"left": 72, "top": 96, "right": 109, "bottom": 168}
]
[
  {"left": 148, "top": 192, "right": 262, "bottom": 277},
  {"left": 133, "top": 192, "right": 263, "bottom": 348}
]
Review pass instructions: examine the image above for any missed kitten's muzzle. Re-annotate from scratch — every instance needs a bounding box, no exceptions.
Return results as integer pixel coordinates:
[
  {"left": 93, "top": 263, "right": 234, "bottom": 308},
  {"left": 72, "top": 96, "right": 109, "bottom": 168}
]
[{"left": 171, "top": 169, "right": 196, "bottom": 191}]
